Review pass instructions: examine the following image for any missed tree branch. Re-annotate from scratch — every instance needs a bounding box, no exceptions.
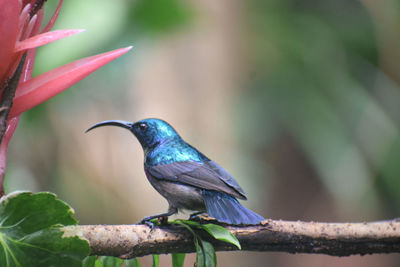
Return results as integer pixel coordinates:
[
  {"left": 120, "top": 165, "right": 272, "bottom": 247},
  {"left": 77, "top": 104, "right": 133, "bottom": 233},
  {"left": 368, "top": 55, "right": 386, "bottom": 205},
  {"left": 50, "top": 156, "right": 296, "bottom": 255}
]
[{"left": 68, "top": 218, "right": 400, "bottom": 258}]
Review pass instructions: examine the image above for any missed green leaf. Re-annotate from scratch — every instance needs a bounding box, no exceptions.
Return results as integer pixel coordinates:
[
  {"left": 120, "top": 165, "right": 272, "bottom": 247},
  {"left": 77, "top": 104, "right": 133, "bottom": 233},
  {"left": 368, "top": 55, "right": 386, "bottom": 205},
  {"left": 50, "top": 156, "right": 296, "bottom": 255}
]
[
  {"left": 172, "top": 220, "right": 196, "bottom": 235},
  {"left": 0, "top": 191, "right": 90, "bottom": 267},
  {"left": 200, "top": 224, "right": 241, "bottom": 249},
  {"left": 174, "top": 220, "right": 204, "bottom": 267},
  {"left": 152, "top": 254, "right": 159, "bottom": 267},
  {"left": 199, "top": 239, "right": 216, "bottom": 267},
  {"left": 174, "top": 220, "right": 200, "bottom": 227},
  {"left": 83, "top": 256, "right": 98, "bottom": 267},
  {"left": 174, "top": 220, "right": 241, "bottom": 249},
  {"left": 126, "top": 258, "right": 141, "bottom": 267},
  {"left": 171, "top": 253, "right": 185, "bottom": 267},
  {"left": 173, "top": 220, "right": 223, "bottom": 267},
  {"left": 101, "top": 256, "right": 124, "bottom": 267},
  {"left": 194, "top": 237, "right": 204, "bottom": 267},
  {"left": 94, "top": 259, "right": 104, "bottom": 267}
]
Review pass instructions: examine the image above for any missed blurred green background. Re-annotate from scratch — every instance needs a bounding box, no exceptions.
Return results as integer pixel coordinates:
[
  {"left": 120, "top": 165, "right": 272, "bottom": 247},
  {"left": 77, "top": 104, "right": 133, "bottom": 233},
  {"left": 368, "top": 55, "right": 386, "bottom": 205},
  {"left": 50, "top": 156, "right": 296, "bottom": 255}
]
[{"left": 6, "top": 0, "right": 400, "bottom": 266}]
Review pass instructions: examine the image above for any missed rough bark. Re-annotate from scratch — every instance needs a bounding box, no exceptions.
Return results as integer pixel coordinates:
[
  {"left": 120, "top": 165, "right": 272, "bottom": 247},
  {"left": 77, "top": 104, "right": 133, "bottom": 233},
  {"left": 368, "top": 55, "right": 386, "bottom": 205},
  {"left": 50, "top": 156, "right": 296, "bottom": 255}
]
[{"left": 67, "top": 218, "right": 400, "bottom": 259}]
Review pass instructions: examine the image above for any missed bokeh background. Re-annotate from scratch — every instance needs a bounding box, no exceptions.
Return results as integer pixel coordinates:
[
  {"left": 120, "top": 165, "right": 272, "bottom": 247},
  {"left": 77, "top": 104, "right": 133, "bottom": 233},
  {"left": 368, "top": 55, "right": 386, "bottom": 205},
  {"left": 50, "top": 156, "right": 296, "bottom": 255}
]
[{"left": 6, "top": 0, "right": 400, "bottom": 266}]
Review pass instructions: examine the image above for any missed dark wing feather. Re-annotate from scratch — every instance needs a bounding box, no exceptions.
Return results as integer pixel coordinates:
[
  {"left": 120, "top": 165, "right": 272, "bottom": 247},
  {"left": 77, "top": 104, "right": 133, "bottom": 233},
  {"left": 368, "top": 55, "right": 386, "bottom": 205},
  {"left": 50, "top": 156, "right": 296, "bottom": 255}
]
[{"left": 147, "top": 161, "right": 247, "bottom": 200}]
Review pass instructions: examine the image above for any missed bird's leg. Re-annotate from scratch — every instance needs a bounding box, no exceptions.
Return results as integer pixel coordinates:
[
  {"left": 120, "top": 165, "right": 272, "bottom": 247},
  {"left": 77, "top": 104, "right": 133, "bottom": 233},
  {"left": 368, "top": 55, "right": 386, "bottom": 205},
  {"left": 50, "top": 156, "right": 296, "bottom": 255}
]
[{"left": 138, "top": 206, "right": 178, "bottom": 228}]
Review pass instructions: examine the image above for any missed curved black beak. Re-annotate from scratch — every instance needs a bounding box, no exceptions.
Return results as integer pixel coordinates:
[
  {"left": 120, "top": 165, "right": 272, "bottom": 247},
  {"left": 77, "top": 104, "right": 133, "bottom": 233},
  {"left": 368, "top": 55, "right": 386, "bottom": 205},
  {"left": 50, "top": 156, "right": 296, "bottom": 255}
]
[{"left": 85, "top": 120, "right": 134, "bottom": 133}]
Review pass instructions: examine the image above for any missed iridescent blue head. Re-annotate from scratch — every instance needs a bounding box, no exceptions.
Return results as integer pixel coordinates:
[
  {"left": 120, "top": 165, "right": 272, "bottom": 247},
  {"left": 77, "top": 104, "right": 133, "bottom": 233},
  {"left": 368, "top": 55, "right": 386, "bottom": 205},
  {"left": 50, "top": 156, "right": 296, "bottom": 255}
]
[{"left": 86, "top": 118, "right": 181, "bottom": 149}]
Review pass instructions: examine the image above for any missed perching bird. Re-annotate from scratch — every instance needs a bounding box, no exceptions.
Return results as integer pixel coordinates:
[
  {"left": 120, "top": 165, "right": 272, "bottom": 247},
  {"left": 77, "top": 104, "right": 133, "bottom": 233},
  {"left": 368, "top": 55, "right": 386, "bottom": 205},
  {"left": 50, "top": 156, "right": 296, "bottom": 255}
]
[{"left": 86, "top": 118, "right": 264, "bottom": 225}]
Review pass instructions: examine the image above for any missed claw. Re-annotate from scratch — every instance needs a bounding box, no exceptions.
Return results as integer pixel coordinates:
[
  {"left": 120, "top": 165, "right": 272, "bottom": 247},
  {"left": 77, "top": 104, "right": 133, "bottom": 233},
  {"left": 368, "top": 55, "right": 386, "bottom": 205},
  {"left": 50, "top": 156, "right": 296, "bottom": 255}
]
[
  {"left": 143, "top": 220, "right": 156, "bottom": 230},
  {"left": 137, "top": 208, "right": 177, "bottom": 228},
  {"left": 139, "top": 215, "right": 169, "bottom": 230}
]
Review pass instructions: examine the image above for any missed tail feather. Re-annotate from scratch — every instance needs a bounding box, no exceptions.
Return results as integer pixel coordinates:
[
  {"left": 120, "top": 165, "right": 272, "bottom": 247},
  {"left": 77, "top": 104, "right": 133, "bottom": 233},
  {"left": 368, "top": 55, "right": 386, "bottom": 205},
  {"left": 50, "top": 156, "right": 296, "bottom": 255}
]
[
  {"left": 207, "top": 196, "right": 230, "bottom": 222},
  {"left": 202, "top": 191, "right": 264, "bottom": 225}
]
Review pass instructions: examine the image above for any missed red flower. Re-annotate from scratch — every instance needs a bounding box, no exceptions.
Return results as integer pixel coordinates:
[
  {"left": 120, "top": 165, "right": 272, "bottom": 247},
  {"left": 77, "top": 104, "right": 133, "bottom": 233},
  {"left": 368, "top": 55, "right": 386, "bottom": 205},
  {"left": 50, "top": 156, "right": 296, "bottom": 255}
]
[{"left": 0, "top": 0, "right": 132, "bottom": 195}]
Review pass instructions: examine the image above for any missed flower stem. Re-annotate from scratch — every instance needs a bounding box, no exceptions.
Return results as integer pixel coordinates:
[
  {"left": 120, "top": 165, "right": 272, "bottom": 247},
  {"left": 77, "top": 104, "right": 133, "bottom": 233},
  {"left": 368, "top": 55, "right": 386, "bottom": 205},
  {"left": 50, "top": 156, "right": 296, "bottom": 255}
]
[{"left": 0, "top": 53, "right": 26, "bottom": 196}]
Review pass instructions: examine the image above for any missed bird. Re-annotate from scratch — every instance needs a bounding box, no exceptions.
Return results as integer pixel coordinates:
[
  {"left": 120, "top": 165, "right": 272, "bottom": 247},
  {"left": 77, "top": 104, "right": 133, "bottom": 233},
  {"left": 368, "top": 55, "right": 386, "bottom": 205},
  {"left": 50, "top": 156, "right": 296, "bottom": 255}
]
[{"left": 86, "top": 118, "right": 264, "bottom": 225}]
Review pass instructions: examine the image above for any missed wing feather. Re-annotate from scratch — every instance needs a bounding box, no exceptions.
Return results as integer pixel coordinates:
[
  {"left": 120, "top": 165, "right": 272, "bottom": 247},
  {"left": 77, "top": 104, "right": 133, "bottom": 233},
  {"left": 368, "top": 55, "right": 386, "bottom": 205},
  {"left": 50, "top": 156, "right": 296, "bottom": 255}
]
[{"left": 147, "top": 160, "right": 247, "bottom": 199}]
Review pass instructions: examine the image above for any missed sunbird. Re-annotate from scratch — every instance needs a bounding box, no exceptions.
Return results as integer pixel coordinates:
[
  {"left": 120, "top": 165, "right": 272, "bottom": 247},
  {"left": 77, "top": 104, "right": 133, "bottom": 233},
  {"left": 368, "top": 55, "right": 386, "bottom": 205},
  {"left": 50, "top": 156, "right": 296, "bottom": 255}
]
[{"left": 86, "top": 118, "right": 264, "bottom": 225}]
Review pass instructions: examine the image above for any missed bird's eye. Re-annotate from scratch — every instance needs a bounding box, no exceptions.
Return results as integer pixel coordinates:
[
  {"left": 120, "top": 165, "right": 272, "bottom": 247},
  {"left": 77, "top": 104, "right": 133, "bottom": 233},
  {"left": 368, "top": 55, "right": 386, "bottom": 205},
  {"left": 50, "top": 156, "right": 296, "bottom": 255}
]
[{"left": 138, "top": 123, "right": 147, "bottom": 131}]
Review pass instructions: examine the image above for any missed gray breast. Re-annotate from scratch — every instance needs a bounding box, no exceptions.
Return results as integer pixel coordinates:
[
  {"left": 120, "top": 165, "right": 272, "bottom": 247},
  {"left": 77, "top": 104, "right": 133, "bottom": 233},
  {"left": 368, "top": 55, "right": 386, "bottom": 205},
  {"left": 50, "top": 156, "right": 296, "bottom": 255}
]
[{"left": 146, "top": 172, "right": 205, "bottom": 211}]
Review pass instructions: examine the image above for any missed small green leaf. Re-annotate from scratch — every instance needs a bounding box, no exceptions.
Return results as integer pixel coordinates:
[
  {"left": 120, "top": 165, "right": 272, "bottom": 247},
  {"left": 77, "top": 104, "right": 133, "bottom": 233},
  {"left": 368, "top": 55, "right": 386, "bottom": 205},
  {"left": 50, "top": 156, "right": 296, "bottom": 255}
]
[
  {"left": 174, "top": 220, "right": 241, "bottom": 249},
  {"left": 200, "top": 224, "right": 241, "bottom": 249},
  {"left": 174, "top": 219, "right": 200, "bottom": 227},
  {"left": 173, "top": 220, "right": 196, "bottom": 235},
  {"left": 173, "top": 220, "right": 222, "bottom": 267},
  {"left": 101, "top": 256, "right": 124, "bottom": 267},
  {"left": 95, "top": 259, "right": 104, "bottom": 267},
  {"left": 174, "top": 220, "right": 204, "bottom": 267},
  {"left": 0, "top": 191, "right": 90, "bottom": 266},
  {"left": 152, "top": 254, "right": 159, "bottom": 267},
  {"left": 126, "top": 258, "right": 141, "bottom": 267},
  {"left": 194, "top": 237, "right": 204, "bottom": 267},
  {"left": 171, "top": 253, "right": 185, "bottom": 267},
  {"left": 199, "top": 239, "right": 216, "bottom": 267},
  {"left": 83, "top": 256, "right": 98, "bottom": 267}
]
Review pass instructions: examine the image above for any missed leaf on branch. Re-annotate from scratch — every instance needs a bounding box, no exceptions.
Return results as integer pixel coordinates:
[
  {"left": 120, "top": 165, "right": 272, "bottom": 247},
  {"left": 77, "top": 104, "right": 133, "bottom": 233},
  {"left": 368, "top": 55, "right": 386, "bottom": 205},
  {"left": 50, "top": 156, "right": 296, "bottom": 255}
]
[
  {"left": 173, "top": 220, "right": 241, "bottom": 249},
  {"left": 200, "top": 224, "right": 241, "bottom": 249},
  {"left": 86, "top": 256, "right": 138, "bottom": 267},
  {"left": 152, "top": 254, "right": 159, "bottom": 267},
  {"left": 82, "top": 256, "right": 98, "bottom": 267},
  {"left": 173, "top": 220, "right": 224, "bottom": 267},
  {"left": 194, "top": 237, "right": 204, "bottom": 267},
  {"left": 0, "top": 191, "right": 90, "bottom": 266},
  {"left": 100, "top": 256, "right": 124, "bottom": 267},
  {"left": 126, "top": 258, "right": 141, "bottom": 267},
  {"left": 198, "top": 239, "right": 216, "bottom": 267},
  {"left": 171, "top": 253, "right": 185, "bottom": 267}
]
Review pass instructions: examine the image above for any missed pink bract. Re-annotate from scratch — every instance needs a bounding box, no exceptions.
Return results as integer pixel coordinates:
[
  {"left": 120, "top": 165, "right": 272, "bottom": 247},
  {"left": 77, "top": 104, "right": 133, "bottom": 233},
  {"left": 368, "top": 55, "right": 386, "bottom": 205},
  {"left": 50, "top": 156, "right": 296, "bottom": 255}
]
[
  {"left": 10, "top": 46, "right": 133, "bottom": 117},
  {"left": 0, "top": 0, "right": 132, "bottom": 195}
]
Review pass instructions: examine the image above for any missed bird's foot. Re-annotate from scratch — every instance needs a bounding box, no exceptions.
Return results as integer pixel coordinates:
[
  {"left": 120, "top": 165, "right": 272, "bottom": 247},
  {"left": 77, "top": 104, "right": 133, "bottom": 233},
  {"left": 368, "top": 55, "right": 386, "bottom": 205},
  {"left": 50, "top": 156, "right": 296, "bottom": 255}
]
[
  {"left": 139, "top": 215, "right": 169, "bottom": 230},
  {"left": 142, "top": 220, "right": 156, "bottom": 230},
  {"left": 158, "top": 215, "right": 168, "bottom": 225}
]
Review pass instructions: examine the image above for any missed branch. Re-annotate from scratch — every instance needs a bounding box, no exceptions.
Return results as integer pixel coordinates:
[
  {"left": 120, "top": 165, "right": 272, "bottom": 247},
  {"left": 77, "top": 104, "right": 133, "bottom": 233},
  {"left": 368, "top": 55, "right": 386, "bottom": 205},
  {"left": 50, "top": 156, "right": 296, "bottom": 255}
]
[{"left": 69, "top": 218, "right": 400, "bottom": 258}]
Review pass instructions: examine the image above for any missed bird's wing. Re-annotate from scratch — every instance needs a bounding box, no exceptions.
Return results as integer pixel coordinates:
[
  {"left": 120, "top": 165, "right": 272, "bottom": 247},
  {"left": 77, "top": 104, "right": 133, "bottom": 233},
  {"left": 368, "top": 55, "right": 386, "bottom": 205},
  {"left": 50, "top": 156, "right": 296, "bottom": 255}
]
[{"left": 147, "top": 160, "right": 247, "bottom": 200}]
